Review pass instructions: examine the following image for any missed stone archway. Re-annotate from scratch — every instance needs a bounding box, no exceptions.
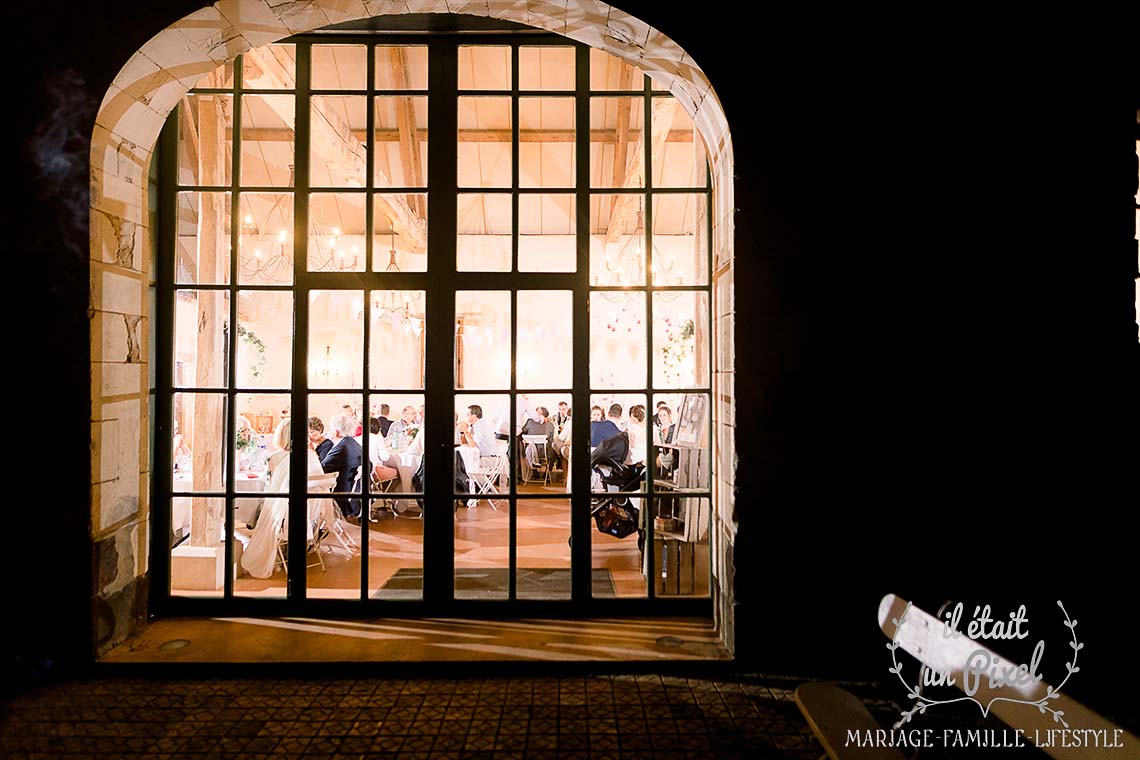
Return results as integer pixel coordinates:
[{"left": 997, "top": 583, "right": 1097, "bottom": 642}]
[{"left": 89, "top": 0, "right": 736, "bottom": 655}]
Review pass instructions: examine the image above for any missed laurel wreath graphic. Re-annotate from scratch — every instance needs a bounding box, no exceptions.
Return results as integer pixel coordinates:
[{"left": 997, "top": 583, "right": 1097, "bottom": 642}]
[{"left": 889, "top": 600, "right": 1081, "bottom": 728}]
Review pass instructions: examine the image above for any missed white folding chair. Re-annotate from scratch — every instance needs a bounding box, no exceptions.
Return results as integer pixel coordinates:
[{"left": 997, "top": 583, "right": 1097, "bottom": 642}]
[
  {"left": 307, "top": 471, "right": 357, "bottom": 557},
  {"left": 467, "top": 440, "right": 508, "bottom": 510},
  {"left": 521, "top": 434, "right": 553, "bottom": 485}
]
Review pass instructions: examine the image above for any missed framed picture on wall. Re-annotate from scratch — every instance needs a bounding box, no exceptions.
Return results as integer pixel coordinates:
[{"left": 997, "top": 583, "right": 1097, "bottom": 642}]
[{"left": 674, "top": 393, "right": 708, "bottom": 447}]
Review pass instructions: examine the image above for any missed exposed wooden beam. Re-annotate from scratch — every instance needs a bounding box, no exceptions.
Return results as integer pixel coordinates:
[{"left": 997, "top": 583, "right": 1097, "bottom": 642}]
[
  {"left": 243, "top": 47, "right": 427, "bottom": 254},
  {"left": 179, "top": 96, "right": 200, "bottom": 179},
  {"left": 389, "top": 47, "right": 426, "bottom": 219},
  {"left": 606, "top": 98, "right": 680, "bottom": 244},
  {"left": 609, "top": 62, "right": 635, "bottom": 191},
  {"left": 232, "top": 127, "right": 694, "bottom": 143}
]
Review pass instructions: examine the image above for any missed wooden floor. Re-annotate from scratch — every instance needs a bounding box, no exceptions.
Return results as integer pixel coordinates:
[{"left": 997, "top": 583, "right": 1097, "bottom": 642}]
[{"left": 174, "top": 487, "right": 657, "bottom": 600}]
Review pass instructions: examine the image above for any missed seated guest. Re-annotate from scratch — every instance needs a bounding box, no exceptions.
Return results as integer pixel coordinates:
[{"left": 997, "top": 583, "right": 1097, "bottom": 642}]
[
  {"left": 320, "top": 413, "right": 362, "bottom": 521},
  {"left": 626, "top": 405, "right": 648, "bottom": 465},
  {"left": 457, "top": 404, "right": 497, "bottom": 457},
  {"left": 609, "top": 403, "right": 627, "bottom": 432},
  {"left": 376, "top": 403, "right": 394, "bottom": 437},
  {"left": 308, "top": 416, "right": 333, "bottom": 461},
  {"left": 519, "top": 407, "right": 555, "bottom": 480},
  {"left": 552, "top": 402, "right": 571, "bottom": 434},
  {"left": 387, "top": 404, "right": 419, "bottom": 441},
  {"left": 356, "top": 417, "right": 399, "bottom": 470},
  {"left": 590, "top": 404, "right": 621, "bottom": 446},
  {"left": 655, "top": 405, "right": 676, "bottom": 477}
]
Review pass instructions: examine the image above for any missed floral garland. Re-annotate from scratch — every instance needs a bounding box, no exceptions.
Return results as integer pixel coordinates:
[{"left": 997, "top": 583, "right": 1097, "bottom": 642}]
[
  {"left": 236, "top": 324, "right": 267, "bottom": 378},
  {"left": 660, "top": 317, "right": 695, "bottom": 384}
]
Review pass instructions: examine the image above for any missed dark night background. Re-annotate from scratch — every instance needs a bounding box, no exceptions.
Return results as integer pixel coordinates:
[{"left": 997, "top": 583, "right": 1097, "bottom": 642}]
[{"left": 8, "top": 2, "right": 1138, "bottom": 728}]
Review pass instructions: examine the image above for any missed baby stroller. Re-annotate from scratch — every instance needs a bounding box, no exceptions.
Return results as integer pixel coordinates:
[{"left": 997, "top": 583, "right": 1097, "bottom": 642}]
[{"left": 589, "top": 432, "right": 646, "bottom": 540}]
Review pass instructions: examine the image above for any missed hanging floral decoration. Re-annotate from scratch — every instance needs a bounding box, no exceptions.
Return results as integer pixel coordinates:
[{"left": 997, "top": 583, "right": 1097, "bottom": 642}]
[{"left": 660, "top": 317, "right": 695, "bottom": 383}]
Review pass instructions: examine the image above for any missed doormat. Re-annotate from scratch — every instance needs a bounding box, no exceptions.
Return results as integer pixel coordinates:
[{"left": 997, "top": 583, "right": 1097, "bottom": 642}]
[{"left": 373, "top": 567, "right": 616, "bottom": 598}]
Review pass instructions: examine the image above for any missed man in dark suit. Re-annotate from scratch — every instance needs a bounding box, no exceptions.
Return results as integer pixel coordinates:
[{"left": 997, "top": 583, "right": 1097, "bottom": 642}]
[
  {"left": 376, "top": 403, "right": 394, "bottom": 437},
  {"left": 320, "top": 413, "right": 362, "bottom": 521},
  {"left": 590, "top": 404, "right": 621, "bottom": 446}
]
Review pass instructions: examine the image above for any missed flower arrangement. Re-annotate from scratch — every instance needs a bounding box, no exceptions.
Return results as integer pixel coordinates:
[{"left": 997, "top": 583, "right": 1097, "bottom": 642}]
[{"left": 235, "top": 423, "right": 256, "bottom": 452}]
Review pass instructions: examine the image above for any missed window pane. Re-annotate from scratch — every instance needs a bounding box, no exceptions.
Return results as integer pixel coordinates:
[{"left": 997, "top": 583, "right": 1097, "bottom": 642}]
[
  {"left": 652, "top": 291, "right": 709, "bottom": 389},
  {"left": 589, "top": 48, "right": 643, "bottom": 91},
  {"left": 310, "top": 96, "right": 367, "bottom": 187},
  {"left": 174, "top": 290, "right": 229, "bottom": 388},
  {"left": 457, "top": 193, "right": 511, "bottom": 272},
  {"left": 170, "top": 496, "right": 225, "bottom": 597},
  {"left": 240, "top": 94, "right": 294, "bottom": 187},
  {"left": 374, "top": 96, "right": 427, "bottom": 188},
  {"left": 652, "top": 497, "right": 709, "bottom": 597},
  {"left": 172, "top": 392, "right": 228, "bottom": 493},
  {"left": 651, "top": 194, "right": 708, "bottom": 286},
  {"left": 590, "top": 293, "right": 646, "bottom": 389},
  {"left": 519, "top": 194, "right": 575, "bottom": 272},
  {"left": 517, "top": 291, "right": 571, "bottom": 389},
  {"left": 233, "top": 393, "right": 290, "bottom": 597},
  {"left": 237, "top": 291, "right": 293, "bottom": 389},
  {"left": 651, "top": 98, "right": 707, "bottom": 189},
  {"left": 590, "top": 97, "right": 644, "bottom": 188},
  {"left": 589, "top": 392, "right": 647, "bottom": 598},
  {"left": 308, "top": 393, "right": 364, "bottom": 495},
  {"left": 237, "top": 192, "right": 293, "bottom": 285},
  {"left": 309, "top": 291, "right": 364, "bottom": 388},
  {"left": 373, "top": 193, "right": 427, "bottom": 272},
  {"left": 242, "top": 44, "right": 296, "bottom": 89},
  {"left": 520, "top": 97, "right": 574, "bottom": 188},
  {"left": 308, "top": 193, "right": 366, "bottom": 272},
  {"left": 520, "top": 47, "right": 575, "bottom": 91},
  {"left": 179, "top": 95, "right": 232, "bottom": 187},
  {"left": 175, "top": 192, "right": 231, "bottom": 285},
  {"left": 311, "top": 44, "right": 366, "bottom": 90},
  {"left": 589, "top": 194, "right": 645, "bottom": 287},
  {"left": 376, "top": 45, "right": 428, "bottom": 90},
  {"left": 458, "top": 45, "right": 510, "bottom": 90},
  {"left": 455, "top": 291, "right": 511, "bottom": 390},
  {"left": 369, "top": 290, "right": 425, "bottom": 389},
  {"left": 365, "top": 392, "right": 425, "bottom": 499},
  {"left": 652, "top": 393, "right": 710, "bottom": 492},
  {"left": 454, "top": 391, "right": 510, "bottom": 600},
  {"left": 515, "top": 394, "right": 571, "bottom": 491},
  {"left": 458, "top": 97, "right": 511, "bottom": 187},
  {"left": 517, "top": 498, "right": 570, "bottom": 599}
]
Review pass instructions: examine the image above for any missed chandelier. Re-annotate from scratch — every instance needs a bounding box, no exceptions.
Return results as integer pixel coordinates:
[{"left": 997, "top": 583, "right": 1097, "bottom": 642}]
[
  {"left": 594, "top": 199, "right": 682, "bottom": 303},
  {"left": 374, "top": 234, "right": 423, "bottom": 336}
]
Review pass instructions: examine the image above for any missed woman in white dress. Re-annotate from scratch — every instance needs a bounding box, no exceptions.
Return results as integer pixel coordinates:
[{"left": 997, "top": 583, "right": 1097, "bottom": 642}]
[{"left": 240, "top": 419, "right": 321, "bottom": 579}]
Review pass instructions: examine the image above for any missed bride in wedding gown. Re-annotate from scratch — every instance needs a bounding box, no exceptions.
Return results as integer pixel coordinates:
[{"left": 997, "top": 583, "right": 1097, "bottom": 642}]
[{"left": 241, "top": 418, "right": 322, "bottom": 579}]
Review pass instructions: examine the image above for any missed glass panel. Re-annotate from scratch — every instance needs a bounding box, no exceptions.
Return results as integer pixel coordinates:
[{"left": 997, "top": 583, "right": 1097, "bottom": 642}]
[
  {"left": 172, "top": 392, "right": 228, "bottom": 493},
  {"left": 652, "top": 393, "right": 710, "bottom": 492},
  {"left": 365, "top": 393, "right": 425, "bottom": 502},
  {"left": 589, "top": 393, "right": 648, "bottom": 480},
  {"left": 233, "top": 393, "right": 290, "bottom": 597},
  {"left": 590, "top": 97, "right": 644, "bottom": 188},
  {"left": 190, "top": 60, "right": 232, "bottom": 90},
  {"left": 458, "top": 97, "right": 512, "bottom": 188},
  {"left": 589, "top": 194, "right": 644, "bottom": 287},
  {"left": 369, "top": 491, "right": 424, "bottom": 599},
  {"left": 173, "top": 290, "right": 229, "bottom": 388},
  {"left": 369, "top": 290, "right": 425, "bottom": 389},
  {"left": 519, "top": 194, "right": 575, "bottom": 272},
  {"left": 517, "top": 291, "right": 571, "bottom": 389},
  {"left": 311, "top": 44, "right": 366, "bottom": 90},
  {"left": 237, "top": 192, "right": 293, "bottom": 285},
  {"left": 455, "top": 396, "right": 510, "bottom": 601},
  {"left": 651, "top": 194, "right": 708, "bottom": 286},
  {"left": 376, "top": 45, "right": 428, "bottom": 90},
  {"left": 242, "top": 44, "right": 296, "bottom": 89},
  {"left": 308, "top": 393, "right": 364, "bottom": 503},
  {"left": 175, "top": 192, "right": 231, "bottom": 285},
  {"left": 651, "top": 99, "right": 707, "bottom": 189},
  {"left": 457, "top": 193, "right": 511, "bottom": 271},
  {"left": 517, "top": 498, "right": 571, "bottom": 599},
  {"left": 520, "top": 97, "right": 574, "bottom": 188},
  {"left": 170, "top": 497, "right": 225, "bottom": 598},
  {"left": 455, "top": 291, "right": 511, "bottom": 389},
  {"left": 240, "top": 94, "right": 294, "bottom": 187},
  {"left": 309, "top": 290, "right": 364, "bottom": 388},
  {"left": 310, "top": 96, "right": 367, "bottom": 187},
  {"left": 374, "top": 96, "right": 428, "bottom": 188},
  {"left": 178, "top": 95, "right": 232, "bottom": 186},
  {"left": 652, "top": 291, "right": 709, "bottom": 388},
  {"left": 589, "top": 293, "right": 646, "bottom": 389},
  {"left": 373, "top": 193, "right": 427, "bottom": 272},
  {"left": 308, "top": 193, "right": 366, "bottom": 272},
  {"left": 519, "top": 47, "right": 575, "bottom": 91},
  {"left": 652, "top": 497, "right": 710, "bottom": 597},
  {"left": 589, "top": 392, "right": 647, "bottom": 598},
  {"left": 458, "top": 45, "right": 510, "bottom": 90},
  {"left": 306, "top": 497, "right": 360, "bottom": 599},
  {"left": 589, "top": 48, "right": 644, "bottom": 91},
  {"left": 236, "top": 290, "right": 293, "bottom": 389},
  {"left": 515, "top": 393, "right": 571, "bottom": 492}
]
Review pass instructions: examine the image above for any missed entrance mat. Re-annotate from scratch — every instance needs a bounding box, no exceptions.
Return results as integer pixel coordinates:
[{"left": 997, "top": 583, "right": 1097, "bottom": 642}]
[{"left": 373, "top": 567, "right": 616, "bottom": 599}]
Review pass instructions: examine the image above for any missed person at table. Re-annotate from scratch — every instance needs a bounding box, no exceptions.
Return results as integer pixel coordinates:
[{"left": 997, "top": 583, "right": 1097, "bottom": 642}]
[
  {"left": 654, "top": 404, "right": 676, "bottom": 476},
  {"left": 415, "top": 404, "right": 425, "bottom": 425},
  {"left": 307, "top": 416, "right": 333, "bottom": 461},
  {"left": 241, "top": 418, "right": 321, "bottom": 579},
  {"left": 519, "top": 406, "right": 555, "bottom": 480},
  {"left": 590, "top": 404, "right": 621, "bottom": 446},
  {"left": 356, "top": 417, "right": 399, "bottom": 471},
  {"left": 457, "top": 404, "right": 497, "bottom": 457},
  {"left": 550, "top": 412, "right": 572, "bottom": 480},
  {"left": 552, "top": 402, "right": 571, "bottom": 434},
  {"left": 376, "top": 403, "right": 394, "bottom": 437},
  {"left": 320, "top": 413, "right": 362, "bottom": 521},
  {"left": 653, "top": 400, "right": 668, "bottom": 431},
  {"left": 626, "top": 405, "right": 648, "bottom": 466},
  {"left": 387, "top": 404, "right": 419, "bottom": 441}
]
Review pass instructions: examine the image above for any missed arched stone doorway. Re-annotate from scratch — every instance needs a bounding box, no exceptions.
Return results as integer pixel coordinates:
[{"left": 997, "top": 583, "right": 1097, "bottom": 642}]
[{"left": 90, "top": 0, "right": 735, "bottom": 656}]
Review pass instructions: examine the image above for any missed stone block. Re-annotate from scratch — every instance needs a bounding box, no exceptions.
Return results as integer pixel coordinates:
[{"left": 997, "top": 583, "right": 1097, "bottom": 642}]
[
  {"left": 171, "top": 543, "right": 225, "bottom": 591},
  {"left": 90, "top": 209, "right": 144, "bottom": 270},
  {"left": 363, "top": 0, "right": 412, "bottom": 17},
  {"left": 215, "top": 0, "right": 291, "bottom": 49},
  {"left": 319, "top": 0, "right": 371, "bottom": 27}
]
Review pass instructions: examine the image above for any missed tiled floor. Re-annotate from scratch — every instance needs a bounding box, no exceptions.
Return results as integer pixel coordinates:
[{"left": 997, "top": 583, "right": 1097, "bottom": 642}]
[{"left": 1, "top": 673, "right": 827, "bottom": 759}]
